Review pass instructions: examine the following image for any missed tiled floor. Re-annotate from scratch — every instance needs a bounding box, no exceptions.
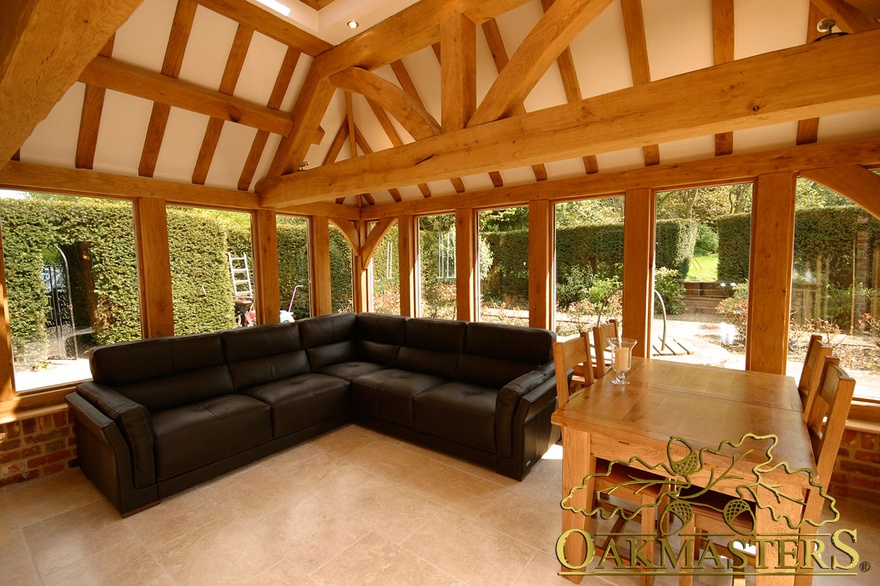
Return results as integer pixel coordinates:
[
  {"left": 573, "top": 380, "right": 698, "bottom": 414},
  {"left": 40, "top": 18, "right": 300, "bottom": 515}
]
[{"left": 2, "top": 424, "right": 878, "bottom": 585}]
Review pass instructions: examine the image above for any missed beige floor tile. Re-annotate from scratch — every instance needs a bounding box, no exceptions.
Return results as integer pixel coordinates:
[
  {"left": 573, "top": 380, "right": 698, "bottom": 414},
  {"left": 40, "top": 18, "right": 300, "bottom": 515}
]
[
  {"left": 22, "top": 497, "right": 135, "bottom": 575},
  {"left": 515, "top": 552, "right": 616, "bottom": 585},
  {"left": 0, "top": 525, "right": 41, "bottom": 586},
  {"left": 124, "top": 487, "right": 225, "bottom": 550},
  {"left": 258, "top": 439, "right": 327, "bottom": 474},
  {"left": 41, "top": 537, "right": 169, "bottom": 586},
  {"left": 201, "top": 462, "right": 310, "bottom": 521},
  {"left": 151, "top": 516, "right": 280, "bottom": 586},
  {"left": 314, "top": 532, "right": 460, "bottom": 586},
  {"left": 342, "top": 438, "right": 436, "bottom": 483},
  {"left": 402, "top": 508, "right": 538, "bottom": 586},
  {"left": 245, "top": 559, "right": 321, "bottom": 585},
  {"left": 478, "top": 484, "right": 564, "bottom": 549},
  {"left": 249, "top": 493, "right": 369, "bottom": 574},
  {"left": 5, "top": 469, "right": 103, "bottom": 527},
  {"left": 288, "top": 453, "right": 377, "bottom": 494},
  {"left": 315, "top": 470, "right": 443, "bottom": 544},
  {"left": 399, "top": 460, "right": 509, "bottom": 517},
  {"left": 309, "top": 424, "right": 378, "bottom": 458}
]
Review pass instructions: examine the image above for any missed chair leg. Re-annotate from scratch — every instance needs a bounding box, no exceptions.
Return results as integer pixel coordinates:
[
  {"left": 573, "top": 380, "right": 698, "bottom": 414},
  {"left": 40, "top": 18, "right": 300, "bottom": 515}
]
[{"left": 678, "top": 517, "right": 696, "bottom": 586}]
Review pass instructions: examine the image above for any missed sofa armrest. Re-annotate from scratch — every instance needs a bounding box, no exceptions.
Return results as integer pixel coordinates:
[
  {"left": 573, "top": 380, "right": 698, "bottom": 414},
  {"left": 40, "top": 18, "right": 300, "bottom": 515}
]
[
  {"left": 75, "top": 381, "right": 156, "bottom": 488},
  {"left": 496, "top": 362, "right": 556, "bottom": 459}
]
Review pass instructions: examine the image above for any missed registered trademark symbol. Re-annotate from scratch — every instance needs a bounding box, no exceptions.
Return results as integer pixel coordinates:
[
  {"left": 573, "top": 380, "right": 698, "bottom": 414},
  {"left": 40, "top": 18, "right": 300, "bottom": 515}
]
[{"left": 860, "top": 561, "right": 871, "bottom": 573}]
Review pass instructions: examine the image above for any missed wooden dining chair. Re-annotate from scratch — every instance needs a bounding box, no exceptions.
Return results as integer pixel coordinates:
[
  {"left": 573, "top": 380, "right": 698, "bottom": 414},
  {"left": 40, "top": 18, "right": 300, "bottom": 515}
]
[
  {"left": 591, "top": 318, "right": 619, "bottom": 378},
  {"left": 553, "top": 332, "right": 660, "bottom": 585},
  {"left": 798, "top": 334, "right": 833, "bottom": 421},
  {"left": 680, "top": 357, "right": 855, "bottom": 585}
]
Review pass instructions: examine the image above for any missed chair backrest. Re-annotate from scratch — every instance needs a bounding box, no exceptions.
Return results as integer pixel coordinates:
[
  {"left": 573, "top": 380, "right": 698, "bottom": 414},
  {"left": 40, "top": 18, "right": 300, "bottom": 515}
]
[
  {"left": 798, "top": 334, "right": 833, "bottom": 421},
  {"left": 552, "top": 334, "right": 595, "bottom": 407},
  {"left": 806, "top": 356, "right": 855, "bottom": 483},
  {"left": 591, "top": 319, "right": 618, "bottom": 377}
]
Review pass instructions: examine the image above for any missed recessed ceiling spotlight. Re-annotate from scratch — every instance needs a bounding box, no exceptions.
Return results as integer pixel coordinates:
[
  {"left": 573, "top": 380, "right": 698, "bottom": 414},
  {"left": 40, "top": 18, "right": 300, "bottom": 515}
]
[{"left": 347, "top": 20, "right": 359, "bottom": 29}]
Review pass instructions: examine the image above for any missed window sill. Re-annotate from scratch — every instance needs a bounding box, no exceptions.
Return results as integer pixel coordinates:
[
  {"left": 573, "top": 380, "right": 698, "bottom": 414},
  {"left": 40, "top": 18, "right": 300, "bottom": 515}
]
[{"left": 0, "top": 382, "right": 80, "bottom": 424}]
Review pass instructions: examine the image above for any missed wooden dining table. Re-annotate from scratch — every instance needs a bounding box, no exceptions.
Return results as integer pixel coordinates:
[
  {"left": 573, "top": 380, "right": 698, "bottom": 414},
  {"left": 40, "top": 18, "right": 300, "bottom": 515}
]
[{"left": 552, "top": 358, "right": 816, "bottom": 585}]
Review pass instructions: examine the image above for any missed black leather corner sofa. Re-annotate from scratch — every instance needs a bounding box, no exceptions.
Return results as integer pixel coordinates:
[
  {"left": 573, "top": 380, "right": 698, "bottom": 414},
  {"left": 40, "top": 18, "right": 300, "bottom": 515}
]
[{"left": 66, "top": 312, "right": 559, "bottom": 516}]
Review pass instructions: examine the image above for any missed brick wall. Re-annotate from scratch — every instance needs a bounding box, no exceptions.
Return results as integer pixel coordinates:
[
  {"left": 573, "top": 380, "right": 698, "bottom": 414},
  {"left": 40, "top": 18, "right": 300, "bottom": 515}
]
[
  {"left": 830, "top": 427, "right": 880, "bottom": 501},
  {"left": 0, "top": 409, "right": 77, "bottom": 488}
]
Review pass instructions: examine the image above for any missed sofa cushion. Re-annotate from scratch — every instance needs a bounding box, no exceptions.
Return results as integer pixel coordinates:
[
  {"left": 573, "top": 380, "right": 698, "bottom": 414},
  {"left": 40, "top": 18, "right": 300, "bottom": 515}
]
[
  {"left": 222, "top": 324, "right": 310, "bottom": 391},
  {"left": 116, "top": 365, "right": 234, "bottom": 413},
  {"left": 243, "top": 374, "right": 350, "bottom": 438},
  {"left": 90, "top": 332, "right": 225, "bottom": 385},
  {"left": 456, "top": 322, "right": 554, "bottom": 388},
  {"left": 413, "top": 382, "right": 497, "bottom": 453},
  {"left": 316, "top": 361, "right": 387, "bottom": 381},
  {"left": 151, "top": 394, "right": 271, "bottom": 481},
  {"left": 299, "top": 313, "right": 358, "bottom": 370},
  {"left": 354, "top": 313, "right": 407, "bottom": 366},
  {"left": 351, "top": 369, "right": 447, "bottom": 426},
  {"left": 396, "top": 318, "right": 466, "bottom": 378}
]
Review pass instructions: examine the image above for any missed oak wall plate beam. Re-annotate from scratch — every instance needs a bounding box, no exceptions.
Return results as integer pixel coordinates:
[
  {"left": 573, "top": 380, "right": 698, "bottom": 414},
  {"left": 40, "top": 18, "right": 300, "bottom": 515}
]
[
  {"left": 0, "top": 0, "right": 144, "bottom": 170},
  {"left": 258, "top": 29, "right": 880, "bottom": 207},
  {"left": 356, "top": 137, "right": 880, "bottom": 220},
  {"left": 0, "top": 161, "right": 261, "bottom": 210}
]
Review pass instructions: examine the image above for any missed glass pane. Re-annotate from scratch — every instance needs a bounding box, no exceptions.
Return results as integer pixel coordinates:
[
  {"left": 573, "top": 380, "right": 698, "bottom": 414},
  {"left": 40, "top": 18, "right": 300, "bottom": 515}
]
[
  {"left": 790, "top": 178, "right": 880, "bottom": 400},
  {"left": 329, "top": 224, "right": 353, "bottom": 313},
  {"left": 166, "top": 206, "right": 252, "bottom": 334},
  {"left": 0, "top": 191, "right": 142, "bottom": 391},
  {"left": 277, "top": 215, "right": 310, "bottom": 321},
  {"left": 419, "top": 214, "right": 456, "bottom": 319},
  {"left": 479, "top": 207, "right": 529, "bottom": 326},
  {"left": 554, "top": 196, "right": 625, "bottom": 336},
  {"left": 652, "top": 183, "right": 753, "bottom": 369},
  {"left": 370, "top": 222, "right": 399, "bottom": 314}
]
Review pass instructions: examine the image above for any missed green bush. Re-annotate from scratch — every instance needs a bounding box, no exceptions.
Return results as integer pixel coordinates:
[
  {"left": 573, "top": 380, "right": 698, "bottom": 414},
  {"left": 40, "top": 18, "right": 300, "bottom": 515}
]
[
  {"left": 654, "top": 267, "right": 685, "bottom": 315},
  {"left": 694, "top": 223, "right": 718, "bottom": 256}
]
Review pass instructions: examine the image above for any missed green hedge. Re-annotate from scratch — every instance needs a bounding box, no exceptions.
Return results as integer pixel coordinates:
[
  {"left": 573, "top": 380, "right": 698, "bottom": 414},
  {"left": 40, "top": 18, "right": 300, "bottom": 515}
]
[
  {"left": 0, "top": 199, "right": 356, "bottom": 364},
  {"left": 486, "top": 219, "right": 697, "bottom": 305},
  {"left": 717, "top": 206, "right": 880, "bottom": 285}
]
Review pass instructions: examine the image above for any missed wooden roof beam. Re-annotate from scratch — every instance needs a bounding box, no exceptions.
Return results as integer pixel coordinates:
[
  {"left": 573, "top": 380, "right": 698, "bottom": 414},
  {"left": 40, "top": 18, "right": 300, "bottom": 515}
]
[
  {"left": 621, "top": 0, "right": 659, "bottom": 166},
  {"left": 313, "top": 0, "right": 531, "bottom": 77},
  {"left": 258, "top": 29, "right": 880, "bottom": 206},
  {"left": 196, "top": 0, "right": 332, "bottom": 56},
  {"left": 712, "top": 0, "right": 735, "bottom": 155},
  {"left": 0, "top": 0, "right": 143, "bottom": 169},
  {"left": 540, "top": 0, "right": 598, "bottom": 175},
  {"left": 811, "top": 0, "right": 880, "bottom": 32},
  {"left": 469, "top": 0, "right": 614, "bottom": 127},
  {"left": 801, "top": 165, "right": 880, "bottom": 219},
  {"left": 330, "top": 67, "right": 441, "bottom": 139},
  {"left": 79, "top": 56, "right": 294, "bottom": 135},
  {"left": 76, "top": 36, "right": 116, "bottom": 170}
]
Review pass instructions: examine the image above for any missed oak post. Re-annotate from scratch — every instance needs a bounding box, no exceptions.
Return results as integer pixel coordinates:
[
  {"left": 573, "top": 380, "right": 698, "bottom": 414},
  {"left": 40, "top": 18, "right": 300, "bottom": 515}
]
[
  {"left": 622, "top": 188, "right": 655, "bottom": 357},
  {"left": 134, "top": 198, "right": 174, "bottom": 338},
  {"left": 398, "top": 214, "right": 419, "bottom": 317},
  {"left": 456, "top": 208, "right": 478, "bottom": 321},
  {"left": 252, "top": 210, "right": 280, "bottom": 325},
  {"left": 0, "top": 223, "right": 16, "bottom": 400},
  {"left": 528, "top": 200, "right": 554, "bottom": 330},
  {"left": 746, "top": 173, "right": 796, "bottom": 374},
  {"left": 309, "top": 215, "right": 332, "bottom": 316}
]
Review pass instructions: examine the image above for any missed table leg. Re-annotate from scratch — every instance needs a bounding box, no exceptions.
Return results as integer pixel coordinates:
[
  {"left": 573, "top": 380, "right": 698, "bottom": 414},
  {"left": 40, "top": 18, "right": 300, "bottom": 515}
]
[
  {"left": 755, "top": 498, "right": 802, "bottom": 586},
  {"left": 559, "top": 427, "right": 596, "bottom": 584}
]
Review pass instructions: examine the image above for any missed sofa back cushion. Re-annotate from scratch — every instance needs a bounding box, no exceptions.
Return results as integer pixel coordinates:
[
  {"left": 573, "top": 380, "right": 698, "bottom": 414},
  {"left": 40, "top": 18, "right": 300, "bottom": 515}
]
[
  {"left": 90, "top": 333, "right": 233, "bottom": 412},
  {"left": 221, "top": 323, "right": 310, "bottom": 391},
  {"left": 354, "top": 313, "right": 407, "bottom": 366},
  {"left": 397, "top": 318, "right": 466, "bottom": 378},
  {"left": 299, "top": 313, "right": 358, "bottom": 370},
  {"left": 456, "top": 323, "right": 555, "bottom": 388}
]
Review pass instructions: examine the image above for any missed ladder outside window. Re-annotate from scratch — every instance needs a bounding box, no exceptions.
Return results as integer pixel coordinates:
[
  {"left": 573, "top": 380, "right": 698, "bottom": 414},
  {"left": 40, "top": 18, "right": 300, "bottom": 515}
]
[{"left": 228, "top": 253, "right": 254, "bottom": 326}]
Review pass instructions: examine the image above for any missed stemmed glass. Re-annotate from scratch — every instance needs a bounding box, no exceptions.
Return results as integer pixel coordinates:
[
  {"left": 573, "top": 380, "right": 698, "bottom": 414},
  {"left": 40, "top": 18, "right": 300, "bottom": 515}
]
[{"left": 607, "top": 337, "right": 637, "bottom": 385}]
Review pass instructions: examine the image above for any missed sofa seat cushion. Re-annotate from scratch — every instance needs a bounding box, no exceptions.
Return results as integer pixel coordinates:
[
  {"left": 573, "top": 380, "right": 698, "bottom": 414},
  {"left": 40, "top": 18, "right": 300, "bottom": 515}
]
[
  {"left": 317, "top": 361, "right": 386, "bottom": 381},
  {"left": 351, "top": 369, "right": 447, "bottom": 426},
  {"left": 413, "top": 382, "right": 497, "bottom": 453},
  {"left": 243, "top": 374, "right": 350, "bottom": 438},
  {"left": 152, "top": 394, "right": 271, "bottom": 481}
]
